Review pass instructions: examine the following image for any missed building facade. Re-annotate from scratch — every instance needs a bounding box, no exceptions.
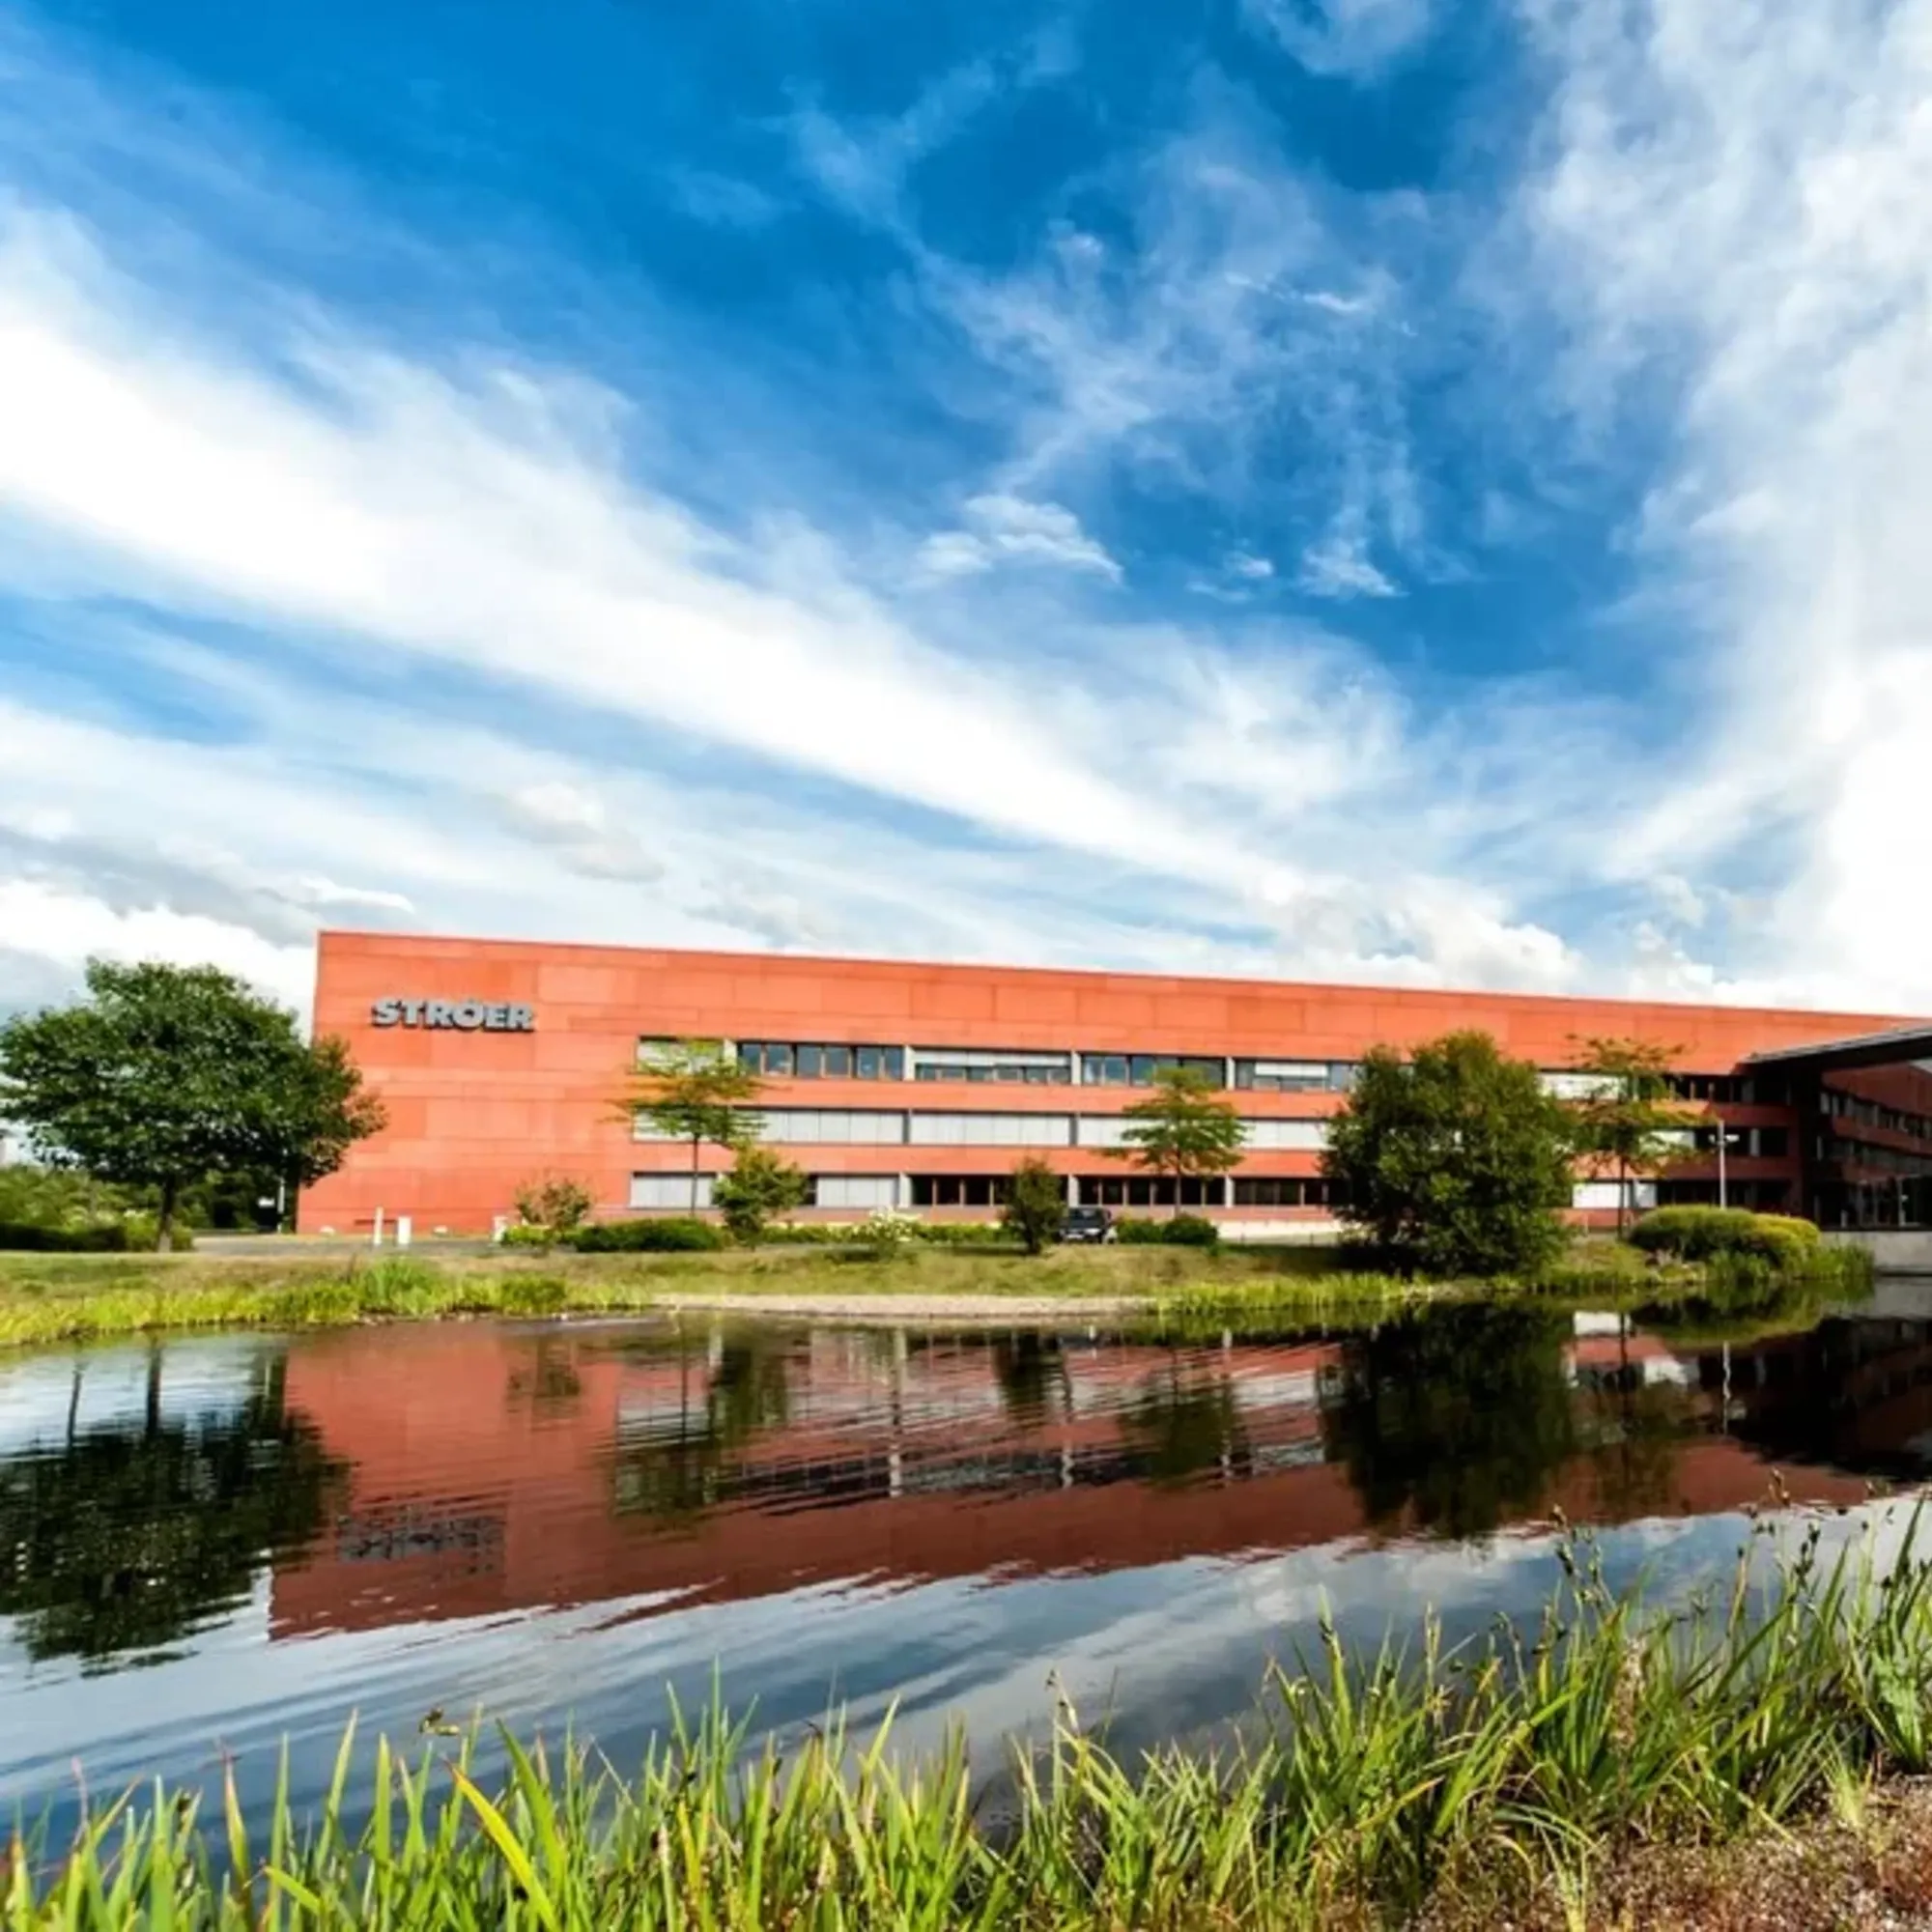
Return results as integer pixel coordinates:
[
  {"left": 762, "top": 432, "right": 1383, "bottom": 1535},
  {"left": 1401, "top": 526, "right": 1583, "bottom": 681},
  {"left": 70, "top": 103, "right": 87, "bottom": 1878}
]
[{"left": 300, "top": 929, "right": 1932, "bottom": 1236}]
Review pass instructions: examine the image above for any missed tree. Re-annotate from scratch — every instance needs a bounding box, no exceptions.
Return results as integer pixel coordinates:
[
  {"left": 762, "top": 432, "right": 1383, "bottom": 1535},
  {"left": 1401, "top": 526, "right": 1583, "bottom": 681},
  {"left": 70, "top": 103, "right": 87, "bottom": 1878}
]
[
  {"left": 1567, "top": 1037, "right": 1697, "bottom": 1236},
  {"left": 1321, "top": 1031, "right": 1576, "bottom": 1279},
  {"left": 713, "top": 1146, "right": 810, "bottom": 1245},
  {"left": 0, "top": 960, "right": 385, "bottom": 1251},
  {"left": 1104, "top": 1065, "right": 1245, "bottom": 1216},
  {"left": 1001, "top": 1155, "right": 1066, "bottom": 1254},
  {"left": 512, "top": 1173, "right": 594, "bottom": 1239},
  {"left": 626, "top": 1039, "right": 764, "bottom": 1212}
]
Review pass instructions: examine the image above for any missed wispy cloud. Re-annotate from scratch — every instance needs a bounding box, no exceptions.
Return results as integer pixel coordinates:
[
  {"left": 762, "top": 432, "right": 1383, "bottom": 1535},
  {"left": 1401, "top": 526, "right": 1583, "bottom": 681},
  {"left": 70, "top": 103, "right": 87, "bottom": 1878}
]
[
  {"left": 1241, "top": 0, "right": 1437, "bottom": 80},
  {"left": 915, "top": 493, "right": 1121, "bottom": 582}
]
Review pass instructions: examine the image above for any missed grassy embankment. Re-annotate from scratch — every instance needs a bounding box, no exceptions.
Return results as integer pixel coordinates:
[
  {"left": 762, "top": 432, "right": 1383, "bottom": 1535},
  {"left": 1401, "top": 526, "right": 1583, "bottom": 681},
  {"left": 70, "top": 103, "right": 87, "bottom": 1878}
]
[
  {"left": 8, "top": 1522, "right": 1932, "bottom": 1928},
  {"left": 0, "top": 1236, "right": 1872, "bottom": 1353}
]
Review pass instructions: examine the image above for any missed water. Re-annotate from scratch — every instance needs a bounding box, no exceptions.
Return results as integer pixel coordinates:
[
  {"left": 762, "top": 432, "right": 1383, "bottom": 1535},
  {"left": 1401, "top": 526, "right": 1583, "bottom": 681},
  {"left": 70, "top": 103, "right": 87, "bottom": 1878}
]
[{"left": 2, "top": 1284, "right": 1927, "bottom": 1828}]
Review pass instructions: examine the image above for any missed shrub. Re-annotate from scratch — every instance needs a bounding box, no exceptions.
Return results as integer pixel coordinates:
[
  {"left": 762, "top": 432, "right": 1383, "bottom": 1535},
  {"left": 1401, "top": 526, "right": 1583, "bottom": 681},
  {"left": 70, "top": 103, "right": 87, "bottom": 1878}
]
[
  {"left": 512, "top": 1174, "right": 594, "bottom": 1238},
  {"left": 1630, "top": 1206, "right": 1823, "bottom": 1267},
  {"left": 571, "top": 1217, "right": 726, "bottom": 1253},
  {"left": 912, "top": 1222, "right": 1013, "bottom": 1246},
  {"left": 713, "top": 1147, "right": 810, "bottom": 1246},
  {"left": 1001, "top": 1156, "right": 1066, "bottom": 1255},
  {"left": 499, "top": 1223, "right": 558, "bottom": 1250},
  {"left": 0, "top": 1215, "right": 187, "bottom": 1252},
  {"left": 1115, "top": 1215, "right": 1220, "bottom": 1247},
  {"left": 859, "top": 1208, "right": 921, "bottom": 1256}
]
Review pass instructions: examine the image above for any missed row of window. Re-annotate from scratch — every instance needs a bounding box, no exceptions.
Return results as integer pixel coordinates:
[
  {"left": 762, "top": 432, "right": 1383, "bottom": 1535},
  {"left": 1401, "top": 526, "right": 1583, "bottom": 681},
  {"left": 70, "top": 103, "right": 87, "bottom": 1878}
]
[
  {"left": 1821, "top": 1088, "right": 1932, "bottom": 1144},
  {"left": 634, "top": 1108, "right": 1331, "bottom": 1150},
  {"left": 1690, "top": 1125, "right": 1790, "bottom": 1159},
  {"left": 1656, "top": 1179, "right": 1794, "bottom": 1211},
  {"left": 669, "top": 1037, "right": 1788, "bottom": 1106}
]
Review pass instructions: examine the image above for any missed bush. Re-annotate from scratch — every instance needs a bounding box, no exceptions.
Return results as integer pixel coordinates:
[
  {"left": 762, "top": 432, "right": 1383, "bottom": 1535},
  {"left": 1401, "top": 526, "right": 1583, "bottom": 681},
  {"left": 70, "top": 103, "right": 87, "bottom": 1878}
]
[
  {"left": 0, "top": 1215, "right": 187, "bottom": 1252},
  {"left": 571, "top": 1217, "right": 726, "bottom": 1253},
  {"left": 1630, "top": 1206, "right": 1823, "bottom": 1267},
  {"left": 1115, "top": 1215, "right": 1221, "bottom": 1247},
  {"left": 912, "top": 1222, "right": 1013, "bottom": 1246},
  {"left": 512, "top": 1174, "right": 594, "bottom": 1239},
  {"left": 1001, "top": 1156, "right": 1067, "bottom": 1256},
  {"left": 713, "top": 1148, "right": 810, "bottom": 1246},
  {"left": 499, "top": 1223, "right": 559, "bottom": 1250},
  {"left": 858, "top": 1208, "right": 921, "bottom": 1256}
]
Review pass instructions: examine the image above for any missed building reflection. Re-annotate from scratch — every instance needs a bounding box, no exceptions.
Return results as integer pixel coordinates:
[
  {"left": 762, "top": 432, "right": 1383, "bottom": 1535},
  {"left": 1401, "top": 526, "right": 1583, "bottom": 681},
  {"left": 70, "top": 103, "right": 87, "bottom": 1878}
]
[{"left": 259, "top": 1304, "right": 1916, "bottom": 1643}]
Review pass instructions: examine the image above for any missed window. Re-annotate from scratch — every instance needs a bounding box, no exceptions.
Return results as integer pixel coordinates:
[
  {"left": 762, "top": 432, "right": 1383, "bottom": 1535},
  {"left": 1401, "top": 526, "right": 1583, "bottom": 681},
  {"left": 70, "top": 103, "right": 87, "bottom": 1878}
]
[
  {"left": 910, "top": 1174, "right": 1015, "bottom": 1208},
  {"left": 1541, "top": 1070, "right": 1621, "bottom": 1100},
  {"left": 760, "top": 1110, "right": 907, "bottom": 1145},
  {"left": 631, "top": 1174, "right": 714, "bottom": 1209},
  {"left": 1235, "top": 1062, "right": 1359, "bottom": 1093},
  {"left": 912, "top": 1048, "right": 1072, "bottom": 1084},
  {"left": 1572, "top": 1180, "right": 1655, "bottom": 1212},
  {"left": 1080, "top": 1053, "right": 1225, "bottom": 1088},
  {"left": 1232, "top": 1178, "right": 1326, "bottom": 1208},
  {"left": 1241, "top": 1120, "right": 1328, "bottom": 1151},
  {"left": 811, "top": 1175, "right": 899, "bottom": 1210},
  {"left": 1076, "top": 1174, "right": 1225, "bottom": 1208},
  {"left": 909, "top": 1113, "right": 1072, "bottom": 1147},
  {"left": 736, "top": 1041, "right": 904, "bottom": 1081}
]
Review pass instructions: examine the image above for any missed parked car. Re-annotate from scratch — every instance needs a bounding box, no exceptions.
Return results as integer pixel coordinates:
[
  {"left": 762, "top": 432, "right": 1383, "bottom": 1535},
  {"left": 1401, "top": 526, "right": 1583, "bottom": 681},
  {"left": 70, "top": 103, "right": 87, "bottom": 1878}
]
[{"left": 1060, "top": 1205, "right": 1115, "bottom": 1244}]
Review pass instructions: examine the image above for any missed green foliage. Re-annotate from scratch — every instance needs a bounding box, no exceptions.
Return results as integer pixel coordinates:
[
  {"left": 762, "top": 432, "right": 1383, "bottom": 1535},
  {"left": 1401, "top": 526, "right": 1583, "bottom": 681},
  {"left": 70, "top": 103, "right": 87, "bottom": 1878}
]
[
  {"left": 1000, "top": 1155, "right": 1066, "bottom": 1255},
  {"left": 1567, "top": 1035, "right": 1698, "bottom": 1232},
  {"left": 16, "top": 1523, "right": 1932, "bottom": 1927},
  {"left": 1103, "top": 1066, "right": 1245, "bottom": 1210},
  {"left": 1630, "top": 1205, "right": 1823, "bottom": 1265},
  {"left": 499, "top": 1223, "right": 560, "bottom": 1250},
  {"left": 570, "top": 1217, "right": 726, "bottom": 1253},
  {"left": 1115, "top": 1212, "right": 1220, "bottom": 1247},
  {"left": 859, "top": 1207, "right": 921, "bottom": 1256},
  {"left": 512, "top": 1174, "right": 594, "bottom": 1238},
  {"left": 0, "top": 959, "right": 384, "bottom": 1248},
  {"left": 1322, "top": 1031, "right": 1576, "bottom": 1279},
  {"left": 712, "top": 1146, "right": 811, "bottom": 1245},
  {"left": 626, "top": 1038, "right": 764, "bottom": 1213}
]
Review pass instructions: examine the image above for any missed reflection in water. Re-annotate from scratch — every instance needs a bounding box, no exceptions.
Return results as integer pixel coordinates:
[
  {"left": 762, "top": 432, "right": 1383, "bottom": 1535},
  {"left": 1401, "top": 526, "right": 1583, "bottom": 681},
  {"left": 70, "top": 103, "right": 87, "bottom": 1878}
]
[
  {"left": 1, "top": 1278, "right": 1925, "bottom": 1824},
  {"left": 0, "top": 1348, "right": 342, "bottom": 1669}
]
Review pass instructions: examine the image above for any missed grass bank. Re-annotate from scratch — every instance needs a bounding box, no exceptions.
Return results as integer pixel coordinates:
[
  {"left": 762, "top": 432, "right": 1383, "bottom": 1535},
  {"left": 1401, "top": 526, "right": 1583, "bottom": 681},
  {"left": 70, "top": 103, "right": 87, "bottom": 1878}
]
[
  {"left": 0, "top": 1236, "right": 1869, "bottom": 1352},
  {"left": 9, "top": 1521, "right": 1932, "bottom": 1928}
]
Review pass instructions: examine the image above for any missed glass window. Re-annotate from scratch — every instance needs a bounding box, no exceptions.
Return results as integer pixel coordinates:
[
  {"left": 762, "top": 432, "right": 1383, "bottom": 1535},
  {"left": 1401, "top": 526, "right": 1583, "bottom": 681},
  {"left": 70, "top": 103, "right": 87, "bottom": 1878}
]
[
  {"left": 824, "top": 1045, "right": 852, "bottom": 1078},
  {"left": 762, "top": 1042, "right": 791, "bottom": 1076},
  {"left": 630, "top": 1175, "right": 715, "bottom": 1210},
  {"left": 883, "top": 1048, "right": 905, "bottom": 1080},
  {"left": 795, "top": 1045, "right": 824, "bottom": 1079},
  {"left": 737, "top": 1042, "right": 764, "bottom": 1072},
  {"left": 856, "top": 1046, "right": 881, "bottom": 1080}
]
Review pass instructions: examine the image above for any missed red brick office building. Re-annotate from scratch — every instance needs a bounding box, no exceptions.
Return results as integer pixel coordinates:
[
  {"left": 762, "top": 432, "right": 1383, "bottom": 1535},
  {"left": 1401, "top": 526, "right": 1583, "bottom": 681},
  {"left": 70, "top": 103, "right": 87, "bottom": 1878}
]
[{"left": 299, "top": 929, "right": 1932, "bottom": 1237}]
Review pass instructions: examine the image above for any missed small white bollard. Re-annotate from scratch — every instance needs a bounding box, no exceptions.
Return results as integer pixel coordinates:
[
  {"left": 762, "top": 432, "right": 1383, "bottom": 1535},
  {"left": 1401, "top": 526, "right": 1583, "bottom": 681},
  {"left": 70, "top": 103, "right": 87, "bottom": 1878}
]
[
  {"left": 372, "top": 1208, "right": 384, "bottom": 1248},
  {"left": 395, "top": 1216, "right": 412, "bottom": 1248}
]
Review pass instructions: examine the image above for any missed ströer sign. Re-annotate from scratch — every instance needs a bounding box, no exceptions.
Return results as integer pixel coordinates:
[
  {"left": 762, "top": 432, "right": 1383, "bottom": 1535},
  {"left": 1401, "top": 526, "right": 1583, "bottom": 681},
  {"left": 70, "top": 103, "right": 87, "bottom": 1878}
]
[{"left": 370, "top": 999, "right": 535, "bottom": 1032}]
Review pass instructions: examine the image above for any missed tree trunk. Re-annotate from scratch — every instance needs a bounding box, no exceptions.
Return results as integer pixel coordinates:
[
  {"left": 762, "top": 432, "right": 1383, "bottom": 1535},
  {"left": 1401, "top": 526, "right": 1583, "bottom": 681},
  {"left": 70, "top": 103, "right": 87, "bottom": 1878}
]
[
  {"left": 156, "top": 1176, "right": 179, "bottom": 1254},
  {"left": 690, "top": 1136, "right": 702, "bottom": 1214},
  {"left": 145, "top": 1343, "right": 162, "bottom": 1439},
  {"left": 1616, "top": 1158, "right": 1629, "bottom": 1239}
]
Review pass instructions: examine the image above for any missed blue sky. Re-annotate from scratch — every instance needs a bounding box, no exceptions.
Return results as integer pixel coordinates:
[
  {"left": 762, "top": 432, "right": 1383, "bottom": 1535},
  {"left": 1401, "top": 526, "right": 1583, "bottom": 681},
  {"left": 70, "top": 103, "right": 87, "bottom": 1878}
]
[{"left": 1, "top": 0, "right": 1928, "bottom": 1017}]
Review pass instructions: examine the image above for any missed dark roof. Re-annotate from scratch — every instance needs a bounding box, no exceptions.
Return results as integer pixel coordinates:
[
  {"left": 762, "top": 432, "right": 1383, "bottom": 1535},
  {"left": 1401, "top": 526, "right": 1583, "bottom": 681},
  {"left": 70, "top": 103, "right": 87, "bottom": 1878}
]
[{"left": 1743, "top": 1024, "right": 1932, "bottom": 1076}]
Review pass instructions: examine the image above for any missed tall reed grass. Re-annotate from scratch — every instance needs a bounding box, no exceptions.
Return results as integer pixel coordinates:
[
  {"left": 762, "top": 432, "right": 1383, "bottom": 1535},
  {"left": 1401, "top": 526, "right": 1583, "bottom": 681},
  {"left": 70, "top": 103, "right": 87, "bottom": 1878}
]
[{"left": 7, "top": 1514, "right": 1932, "bottom": 1928}]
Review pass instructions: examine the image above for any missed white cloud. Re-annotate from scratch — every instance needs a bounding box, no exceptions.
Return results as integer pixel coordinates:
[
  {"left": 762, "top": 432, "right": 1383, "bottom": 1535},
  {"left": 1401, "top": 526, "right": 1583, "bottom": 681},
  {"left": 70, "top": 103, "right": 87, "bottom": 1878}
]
[
  {"left": 1513, "top": 0, "right": 1932, "bottom": 1012},
  {"left": 497, "top": 782, "right": 666, "bottom": 884},
  {"left": 1227, "top": 551, "right": 1275, "bottom": 580},
  {"left": 1242, "top": 0, "right": 1436, "bottom": 79},
  {"left": 915, "top": 493, "right": 1122, "bottom": 582}
]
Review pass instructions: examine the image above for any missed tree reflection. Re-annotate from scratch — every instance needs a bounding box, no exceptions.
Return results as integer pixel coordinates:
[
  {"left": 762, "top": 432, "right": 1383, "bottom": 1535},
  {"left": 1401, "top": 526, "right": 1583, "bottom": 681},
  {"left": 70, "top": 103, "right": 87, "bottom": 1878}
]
[
  {"left": 1122, "top": 1359, "right": 1248, "bottom": 1486},
  {"left": 1321, "top": 1305, "right": 1578, "bottom": 1540},
  {"left": 992, "top": 1333, "right": 1068, "bottom": 1428},
  {"left": 0, "top": 1352, "right": 343, "bottom": 1668},
  {"left": 610, "top": 1337, "right": 792, "bottom": 1528}
]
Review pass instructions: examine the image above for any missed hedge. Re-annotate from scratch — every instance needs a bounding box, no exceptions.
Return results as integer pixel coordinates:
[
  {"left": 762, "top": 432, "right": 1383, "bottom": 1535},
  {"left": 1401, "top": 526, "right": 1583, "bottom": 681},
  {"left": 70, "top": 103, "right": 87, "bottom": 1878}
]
[
  {"left": 0, "top": 1216, "right": 180, "bottom": 1252},
  {"left": 1115, "top": 1213, "right": 1221, "bottom": 1248},
  {"left": 571, "top": 1217, "right": 727, "bottom": 1253},
  {"left": 1629, "top": 1206, "right": 1822, "bottom": 1266}
]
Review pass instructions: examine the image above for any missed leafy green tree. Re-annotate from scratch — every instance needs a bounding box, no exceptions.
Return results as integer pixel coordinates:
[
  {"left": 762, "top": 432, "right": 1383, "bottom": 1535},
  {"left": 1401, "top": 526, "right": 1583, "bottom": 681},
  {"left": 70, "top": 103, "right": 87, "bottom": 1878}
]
[
  {"left": 0, "top": 960, "right": 385, "bottom": 1250},
  {"left": 713, "top": 1146, "right": 810, "bottom": 1245},
  {"left": 627, "top": 1039, "right": 764, "bottom": 1212},
  {"left": 1104, "top": 1065, "right": 1244, "bottom": 1217},
  {"left": 1321, "top": 1031, "right": 1575, "bottom": 1278},
  {"left": 512, "top": 1173, "right": 595, "bottom": 1239},
  {"left": 1001, "top": 1155, "right": 1067, "bottom": 1254},
  {"left": 1568, "top": 1036, "right": 1697, "bottom": 1236}
]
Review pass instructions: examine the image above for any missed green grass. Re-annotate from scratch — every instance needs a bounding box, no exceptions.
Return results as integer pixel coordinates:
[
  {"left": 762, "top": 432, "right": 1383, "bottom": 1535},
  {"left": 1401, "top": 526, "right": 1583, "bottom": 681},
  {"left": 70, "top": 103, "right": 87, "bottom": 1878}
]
[
  {"left": 7, "top": 1519, "right": 1932, "bottom": 1928},
  {"left": 0, "top": 1235, "right": 1874, "bottom": 1353}
]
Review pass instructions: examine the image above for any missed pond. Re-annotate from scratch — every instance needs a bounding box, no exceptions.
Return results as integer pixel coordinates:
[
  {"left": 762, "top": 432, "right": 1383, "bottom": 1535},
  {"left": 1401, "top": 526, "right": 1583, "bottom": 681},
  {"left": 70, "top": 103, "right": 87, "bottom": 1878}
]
[{"left": 2, "top": 1280, "right": 1927, "bottom": 1831}]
